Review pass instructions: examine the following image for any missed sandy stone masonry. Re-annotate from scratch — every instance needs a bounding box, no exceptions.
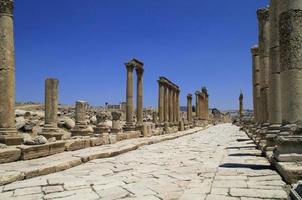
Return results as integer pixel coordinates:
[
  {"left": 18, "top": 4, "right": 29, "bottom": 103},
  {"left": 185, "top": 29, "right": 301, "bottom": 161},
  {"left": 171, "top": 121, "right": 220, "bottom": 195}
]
[
  {"left": 0, "top": 0, "right": 22, "bottom": 145},
  {"left": 242, "top": 0, "right": 302, "bottom": 187}
]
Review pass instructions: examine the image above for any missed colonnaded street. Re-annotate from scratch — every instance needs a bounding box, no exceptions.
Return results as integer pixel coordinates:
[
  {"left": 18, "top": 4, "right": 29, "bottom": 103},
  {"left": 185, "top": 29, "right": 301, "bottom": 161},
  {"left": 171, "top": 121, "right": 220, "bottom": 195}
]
[{"left": 0, "top": 124, "right": 289, "bottom": 200}]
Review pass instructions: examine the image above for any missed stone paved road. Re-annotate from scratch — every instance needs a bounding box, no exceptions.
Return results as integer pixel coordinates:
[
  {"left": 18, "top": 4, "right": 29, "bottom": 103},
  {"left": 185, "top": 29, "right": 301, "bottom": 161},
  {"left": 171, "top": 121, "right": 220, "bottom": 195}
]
[{"left": 0, "top": 124, "right": 289, "bottom": 200}]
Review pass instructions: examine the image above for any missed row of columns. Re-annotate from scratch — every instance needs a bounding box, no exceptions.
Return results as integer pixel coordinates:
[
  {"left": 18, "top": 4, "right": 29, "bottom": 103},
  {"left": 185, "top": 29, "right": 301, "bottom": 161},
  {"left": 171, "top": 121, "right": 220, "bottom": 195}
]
[
  {"left": 158, "top": 77, "right": 180, "bottom": 125},
  {"left": 124, "top": 59, "right": 144, "bottom": 131},
  {"left": 195, "top": 87, "right": 209, "bottom": 121},
  {"left": 247, "top": 0, "right": 302, "bottom": 183},
  {"left": 252, "top": 1, "right": 302, "bottom": 125}
]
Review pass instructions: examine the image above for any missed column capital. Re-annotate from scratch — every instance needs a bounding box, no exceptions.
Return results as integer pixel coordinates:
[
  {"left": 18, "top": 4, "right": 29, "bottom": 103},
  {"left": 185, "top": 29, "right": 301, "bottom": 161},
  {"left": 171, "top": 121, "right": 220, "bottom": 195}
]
[
  {"left": 187, "top": 94, "right": 192, "bottom": 99},
  {"left": 0, "top": 0, "right": 13, "bottom": 16},
  {"left": 257, "top": 7, "right": 270, "bottom": 22},
  {"left": 251, "top": 45, "right": 259, "bottom": 56},
  {"left": 135, "top": 66, "right": 144, "bottom": 76}
]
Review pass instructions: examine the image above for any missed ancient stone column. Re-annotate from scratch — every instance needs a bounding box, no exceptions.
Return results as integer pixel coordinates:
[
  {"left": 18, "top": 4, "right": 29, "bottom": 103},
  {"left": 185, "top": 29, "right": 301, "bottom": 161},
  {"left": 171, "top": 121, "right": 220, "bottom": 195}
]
[
  {"left": 279, "top": 1, "right": 302, "bottom": 124},
  {"left": 202, "top": 87, "right": 209, "bottom": 121},
  {"left": 0, "top": 0, "right": 22, "bottom": 145},
  {"left": 239, "top": 92, "right": 243, "bottom": 119},
  {"left": 111, "top": 111, "right": 122, "bottom": 134},
  {"left": 164, "top": 84, "right": 169, "bottom": 123},
  {"left": 176, "top": 90, "right": 180, "bottom": 122},
  {"left": 195, "top": 92, "right": 200, "bottom": 119},
  {"left": 124, "top": 61, "right": 135, "bottom": 130},
  {"left": 71, "top": 100, "right": 93, "bottom": 136},
  {"left": 251, "top": 46, "right": 261, "bottom": 122},
  {"left": 136, "top": 65, "right": 144, "bottom": 127},
  {"left": 187, "top": 94, "right": 193, "bottom": 122},
  {"left": 173, "top": 89, "right": 178, "bottom": 123},
  {"left": 257, "top": 7, "right": 270, "bottom": 123},
  {"left": 169, "top": 87, "right": 174, "bottom": 124},
  {"left": 153, "top": 111, "right": 158, "bottom": 124},
  {"left": 269, "top": 0, "right": 282, "bottom": 124},
  {"left": 42, "top": 78, "right": 62, "bottom": 139},
  {"left": 200, "top": 92, "right": 206, "bottom": 120},
  {"left": 158, "top": 80, "right": 165, "bottom": 123}
]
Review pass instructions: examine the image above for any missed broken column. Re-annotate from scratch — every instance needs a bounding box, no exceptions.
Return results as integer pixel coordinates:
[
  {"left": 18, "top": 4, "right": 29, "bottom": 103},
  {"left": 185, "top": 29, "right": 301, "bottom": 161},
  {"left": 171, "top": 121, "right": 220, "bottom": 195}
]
[
  {"left": 124, "top": 60, "right": 135, "bottom": 131},
  {"left": 187, "top": 94, "right": 193, "bottom": 123},
  {"left": 135, "top": 61, "right": 144, "bottom": 128},
  {"left": 94, "top": 112, "right": 109, "bottom": 135},
  {"left": 71, "top": 101, "right": 92, "bottom": 136},
  {"left": 239, "top": 91, "right": 243, "bottom": 120},
  {"left": 41, "top": 78, "right": 63, "bottom": 140},
  {"left": 0, "top": 0, "right": 22, "bottom": 145},
  {"left": 257, "top": 7, "right": 270, "bottom": 123},
  {"left": 111, "top": 112, "right": 122, "bottom": 134}
]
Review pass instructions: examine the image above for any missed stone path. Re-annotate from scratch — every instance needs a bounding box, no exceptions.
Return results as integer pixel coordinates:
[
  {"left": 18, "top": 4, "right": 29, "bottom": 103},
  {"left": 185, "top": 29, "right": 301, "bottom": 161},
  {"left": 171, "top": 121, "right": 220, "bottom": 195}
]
[{"left": 0, "top": 124, "right": 289, "bottom": 200}]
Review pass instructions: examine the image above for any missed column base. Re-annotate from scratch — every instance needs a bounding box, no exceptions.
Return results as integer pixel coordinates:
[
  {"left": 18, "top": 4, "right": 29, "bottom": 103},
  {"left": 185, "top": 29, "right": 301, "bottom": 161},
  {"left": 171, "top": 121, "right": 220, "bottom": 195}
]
[
  {"left": 0, "top": 128, "right": 23, "bottom": 145},
  {"left": 94, "top": 126, "right": 109, "bottom": 135},
  {"left": 41, "top": 125, "right": 63, "bottom": 140},
  {"left": 123, "top": 122, "right": 136, "bottom": 131}
]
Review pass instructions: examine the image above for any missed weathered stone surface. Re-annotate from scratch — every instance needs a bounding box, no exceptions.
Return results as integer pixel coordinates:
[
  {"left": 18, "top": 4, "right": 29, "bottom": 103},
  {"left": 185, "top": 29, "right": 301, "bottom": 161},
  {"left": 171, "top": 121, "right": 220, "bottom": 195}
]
[
  {"left": 0, "top": 147, "right": 21, "bottom": 164},
  {"left": 0, "top": 171, "right": 24, "bottom": 186},
  {"left": 18, "top": 141, "right": 65, "bottom": 160},
  {"left": 64, "top": 138, "right": 91, "bottom": 151}
]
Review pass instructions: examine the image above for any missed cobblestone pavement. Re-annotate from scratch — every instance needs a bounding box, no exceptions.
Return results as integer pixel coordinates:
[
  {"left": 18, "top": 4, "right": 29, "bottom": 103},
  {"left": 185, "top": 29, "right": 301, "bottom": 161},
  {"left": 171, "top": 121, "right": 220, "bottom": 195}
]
[{"left": 0, "top": 124, "right": 289, "bottom": 200}]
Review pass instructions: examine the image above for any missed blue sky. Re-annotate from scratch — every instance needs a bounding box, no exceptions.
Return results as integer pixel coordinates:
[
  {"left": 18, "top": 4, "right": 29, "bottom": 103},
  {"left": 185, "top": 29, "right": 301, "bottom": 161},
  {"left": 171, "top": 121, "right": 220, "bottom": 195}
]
[{"left": 14, "top": 0, "right": 269, "bottom": 110}]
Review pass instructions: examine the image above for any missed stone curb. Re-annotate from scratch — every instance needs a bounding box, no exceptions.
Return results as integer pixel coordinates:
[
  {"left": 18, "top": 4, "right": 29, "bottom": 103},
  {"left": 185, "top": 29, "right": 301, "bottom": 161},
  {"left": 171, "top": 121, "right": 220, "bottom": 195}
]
[{"left": 0, "top": 127, "right": 207, "bottom": 186}]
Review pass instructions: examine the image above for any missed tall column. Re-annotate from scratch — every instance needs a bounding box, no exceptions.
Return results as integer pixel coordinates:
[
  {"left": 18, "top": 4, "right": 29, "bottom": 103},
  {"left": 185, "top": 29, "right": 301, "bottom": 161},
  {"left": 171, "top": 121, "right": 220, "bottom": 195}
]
[
  {"left": 251, "top": 46, "right": 261, "bottom": 122},
  {"left": 239, "top": 92, "right": 243, "bottom": 119},
  {"left": 257, "top": 7, "right": 270, "bottom": 123},
  {"left": 169, "top": 86, "right": 174, "bottom": 124},
  {"left": 158, "top": 81, "right": 165, "bottom": 123},
  {"left": 187, "top": 94, "right": 193, "bottom": 122},
  {"left": 136, "top": 66, "right": 144, "bottom": 127},
  {"left": 164, "top": 84, "right": 169, "bottom": 123},
  {"left": 279, "top": 1, "right": 288, "bottom": 123},
  {"left": 202, "top": 87, "right": 209, "bottom": 121},
  {"left": 124, "top": 61, "right": 135, "bottom": 130},
  {"left": 173, "top": 89, "right": 177, "bottom": 123},
  {"left": 44, "top": 78, "right": 59, "bottom": 129},
  {"left": 279, "top": 1, "right": 302, "bottom": 124},
  {"left": 200, "top": 93, "right": 206, "bottom": 120},
  {"left": 0, "top": 0, "right": 22, "bottom": 145},
  {"left": 269, "top": 0, "right": 282, "bottom": 124},
  {"left": 195, "top": 92, "right": 200, "bottom": 119},
  {"left": 176, "top": 90, "right": 180, "bottom": 122}
]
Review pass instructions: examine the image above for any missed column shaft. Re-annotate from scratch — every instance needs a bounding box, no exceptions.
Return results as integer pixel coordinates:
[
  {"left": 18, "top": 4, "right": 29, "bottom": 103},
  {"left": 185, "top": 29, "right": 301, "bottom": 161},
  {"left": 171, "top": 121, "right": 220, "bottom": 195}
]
[
  {"left": 158, "top": 82, "right": 165, "bottom": 123},
  {"left": 164, "top": 85, "right": 169, "bottom": 122},
  {"left": 269, "top": 0, "right": 282, "bottom": 124},
  {"left": 195, "top": 93, "right": 200, "bottom": 119},
  {"left": 257, "top": 8, "right": 270, "bottom": 123},
  {"left": 0, "top": 0, "right": 22, "bottom": 145},
  {"left": 125, "top": 65, "right": 134, "bottom": 126},
  {"left": 187, "top": 95, "right": 192, "bottom": 122},
  {"left": 169, "top": 87, "right": 173, "bottom": 123},
  {"left": 136, "top": 69, "right": 143, "bottom": 126},
  {"left": 279, "top": 1, "right": 302, "bottom": 124},
  {"left": 44, "top": 78, "right": 59, "bottom": 128}
]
